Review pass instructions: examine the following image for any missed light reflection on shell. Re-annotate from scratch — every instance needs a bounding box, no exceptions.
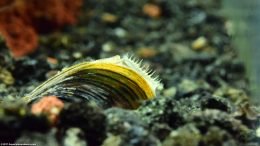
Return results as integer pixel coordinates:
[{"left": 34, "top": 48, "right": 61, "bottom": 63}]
[{"left": 22, "top": 55, "right": 163, "bottom": 109}]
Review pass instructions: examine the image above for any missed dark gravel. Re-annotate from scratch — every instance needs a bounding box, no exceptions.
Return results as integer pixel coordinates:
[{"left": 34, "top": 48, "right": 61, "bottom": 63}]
[{"left": 0, "top": 0, "right": 259, "bottom": 146}]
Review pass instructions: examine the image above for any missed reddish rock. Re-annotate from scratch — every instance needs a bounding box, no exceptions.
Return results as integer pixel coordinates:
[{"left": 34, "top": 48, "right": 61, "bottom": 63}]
[
  {"left": 0, "top": 0, "right": 82, "bottom": 57},
  {"left": 143, "top": 3, "right": 161, "bottom": 18},
  {"left": 31, "top": 96, "right": 64, "bottom": 124}
]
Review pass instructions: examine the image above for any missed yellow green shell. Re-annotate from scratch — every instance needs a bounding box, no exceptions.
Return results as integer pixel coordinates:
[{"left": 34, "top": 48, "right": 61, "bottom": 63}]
[{"left": 22, "top": 55, "right": 163, "bottom": 109}]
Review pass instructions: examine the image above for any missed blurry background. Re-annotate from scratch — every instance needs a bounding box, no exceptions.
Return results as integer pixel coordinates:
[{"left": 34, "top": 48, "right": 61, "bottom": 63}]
[{"left": 223, "top": 0, "right": 260, "bottom": 104}]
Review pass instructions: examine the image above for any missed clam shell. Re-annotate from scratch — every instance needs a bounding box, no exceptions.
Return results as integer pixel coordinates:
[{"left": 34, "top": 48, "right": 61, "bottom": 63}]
[{"left": 23, "top": 55, "right": 162, "bottom": 109}]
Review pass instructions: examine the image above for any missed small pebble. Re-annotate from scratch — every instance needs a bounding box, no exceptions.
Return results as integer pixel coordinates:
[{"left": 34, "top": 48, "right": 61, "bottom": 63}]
[
  {"left": 143, "top": 3, "right": 161, "bottom": 18},
  {"left": 102, "top": 134, "right": 121, "bottom": 146},
  {"left": 0, "top": 67, "right": 14, "bottom": 85},
  {"left": 73, "top": 52, "right": 83, "bottom": 59},
  {"left": 102, "top": 13, "right": 118, "bottom": 23},
  {"left": 163, "top": 124, "right": 201, "bottom": 146},
  {"left": 256, "top": 127, "right": 260, "bottom": 138},
  {"left": 192, "top": 36, "right": 208, "bottom": 50},
  {"left": 114, "top": 28, "right": 127, "bottom": 38},
  {"left": 137, "top": 47, "right": 158, "bottom": 58},
  {"left": 63, "top": 128, "right": 87, "bottom": 146},
  {"left": 47, "top": 57, "right": 58, "bottom": 65},
  {"left": 102, "top": 42, "right": 115, "bottom": 52},
  {"left": 178, "top": 79, "right": 199, "bottom": 94},
  {"left": 163, "top": 86, "right": 177, "bottom": 97},
  {"left": 61, "top": 35, "right": 70, "bottom": 46}
]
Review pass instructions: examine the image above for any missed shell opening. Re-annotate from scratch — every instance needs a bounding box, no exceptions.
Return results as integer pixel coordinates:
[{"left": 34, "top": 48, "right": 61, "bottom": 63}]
[{"left": 120, "top": 54, "right": 163, "bottom": 95}]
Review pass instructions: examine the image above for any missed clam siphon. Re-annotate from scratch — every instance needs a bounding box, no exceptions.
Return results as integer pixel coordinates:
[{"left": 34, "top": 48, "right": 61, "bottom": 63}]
[{"left": 22, "top": 54, "right": 163, "bottom": 109}]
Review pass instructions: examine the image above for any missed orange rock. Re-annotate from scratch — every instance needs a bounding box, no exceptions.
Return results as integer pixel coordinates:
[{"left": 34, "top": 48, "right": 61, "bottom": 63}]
[
  {"left": 143, "top": 3, "right": 161, "bottom": 18},
  {"left": 0, "top": 11, "right": 38, "bottom": 57},
  {"left": 47, "top": 57, "right": 58, "bottom": 65},
  {"left": 137, "top": 47, "right": 158, "bottom": 58},
  {"left": 0, "top": 0, "right": 82, "bottom": 57},
  {"left": 101, "top": 13, "right": 118, "bottom": 23},
  {"left": 31, "top": 96, "right": 64, "bottom": 124}
]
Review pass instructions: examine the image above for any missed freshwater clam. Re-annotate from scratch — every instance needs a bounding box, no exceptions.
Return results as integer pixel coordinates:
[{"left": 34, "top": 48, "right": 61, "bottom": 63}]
[{"left": 22, "top": 54, "right": 163, "bottom": 109}]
